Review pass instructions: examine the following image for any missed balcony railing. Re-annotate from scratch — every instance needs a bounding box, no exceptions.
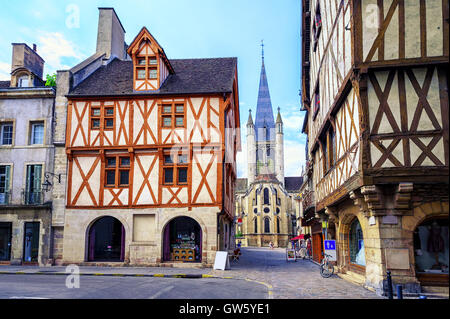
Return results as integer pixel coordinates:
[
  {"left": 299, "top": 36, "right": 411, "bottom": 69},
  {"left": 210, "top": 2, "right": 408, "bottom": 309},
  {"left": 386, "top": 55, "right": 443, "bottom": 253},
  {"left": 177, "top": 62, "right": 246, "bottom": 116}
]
[
  {"left": 0, "top": 191, "right": 11, "bottom": 205},
  {"left": 21, "top": 190, "right": 44, "bottom": 205}
]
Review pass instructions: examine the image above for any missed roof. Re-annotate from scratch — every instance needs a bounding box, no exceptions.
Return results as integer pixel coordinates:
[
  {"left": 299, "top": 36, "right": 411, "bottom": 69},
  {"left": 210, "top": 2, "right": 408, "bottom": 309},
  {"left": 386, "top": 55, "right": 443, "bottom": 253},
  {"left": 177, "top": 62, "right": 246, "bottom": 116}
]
[
  {"left": 255, "top": 59, "right": 275, "bottom": 141},
  {"left": 284, "top": 177, "right": 303, "bottom": 192},
  {"left": 0, "top": 81, "right": 10, "bottom": 89},
  {"left": 68, "top": 57, "right": 237, "bottom": 97},
  {"left": 235, "top": 178, "right": 248, "bottom": 192}
]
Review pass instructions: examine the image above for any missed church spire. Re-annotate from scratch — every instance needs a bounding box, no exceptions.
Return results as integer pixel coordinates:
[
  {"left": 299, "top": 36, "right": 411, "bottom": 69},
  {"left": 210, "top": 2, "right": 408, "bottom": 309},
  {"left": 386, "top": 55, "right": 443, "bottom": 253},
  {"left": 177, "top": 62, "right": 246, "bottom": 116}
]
[
  {"left": 247, "top": 109, "right": 254, "bottom": 126},
  {"left": 255, "top": 41, "right": 275, "bottom": 142}
]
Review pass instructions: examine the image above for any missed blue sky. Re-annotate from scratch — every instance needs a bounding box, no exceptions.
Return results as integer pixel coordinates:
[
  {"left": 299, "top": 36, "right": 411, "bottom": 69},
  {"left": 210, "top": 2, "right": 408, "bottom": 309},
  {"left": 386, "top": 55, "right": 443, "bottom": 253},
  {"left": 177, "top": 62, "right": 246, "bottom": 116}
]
[{"left": 0, "top": 0, "right": 306, "bottom": 177}]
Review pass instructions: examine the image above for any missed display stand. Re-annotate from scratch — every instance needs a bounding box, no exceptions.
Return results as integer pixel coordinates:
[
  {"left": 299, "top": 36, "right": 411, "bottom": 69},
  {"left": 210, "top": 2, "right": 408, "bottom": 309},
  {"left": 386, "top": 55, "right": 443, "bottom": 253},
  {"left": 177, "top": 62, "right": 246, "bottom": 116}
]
[
  {"left": 286, "top": 248, "right": 297, "bottom": 262},
  {"left": 213, "top": 251, "right": 230, "bottom": 270}
]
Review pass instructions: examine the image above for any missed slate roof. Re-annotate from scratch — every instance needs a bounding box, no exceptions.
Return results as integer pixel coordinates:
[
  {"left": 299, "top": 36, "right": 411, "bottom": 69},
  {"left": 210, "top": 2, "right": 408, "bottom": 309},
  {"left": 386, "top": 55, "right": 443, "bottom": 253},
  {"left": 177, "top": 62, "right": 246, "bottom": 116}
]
[
  {"left": 0, "top": 81, "right": 10, "bottom": 89},
  {"left": 254, "top": 59, "right": 275, "bottom": 141},
  {"left": 68, "top": 57, "right": 237, "bottom": 97},
  {"left": 235, "top": 178, "right": 248, "bottom": 193},
  {"left": 284, "top": 177, "right": 303, "bottom": 192}
]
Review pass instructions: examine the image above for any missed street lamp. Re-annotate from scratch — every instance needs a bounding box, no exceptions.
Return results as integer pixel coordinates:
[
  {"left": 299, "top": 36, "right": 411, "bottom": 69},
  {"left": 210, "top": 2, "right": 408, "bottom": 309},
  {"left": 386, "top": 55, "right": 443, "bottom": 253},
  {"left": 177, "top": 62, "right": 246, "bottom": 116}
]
[{"left": 42, "top": 172, "right": 62, "bottom": 192}]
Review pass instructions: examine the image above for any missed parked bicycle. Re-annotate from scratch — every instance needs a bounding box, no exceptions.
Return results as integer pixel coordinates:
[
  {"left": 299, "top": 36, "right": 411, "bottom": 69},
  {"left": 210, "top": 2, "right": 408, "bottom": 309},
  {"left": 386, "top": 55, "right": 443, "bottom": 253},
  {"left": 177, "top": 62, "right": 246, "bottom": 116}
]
[{"left": 320, "top": 253, "right": 335, "bottom": 278}]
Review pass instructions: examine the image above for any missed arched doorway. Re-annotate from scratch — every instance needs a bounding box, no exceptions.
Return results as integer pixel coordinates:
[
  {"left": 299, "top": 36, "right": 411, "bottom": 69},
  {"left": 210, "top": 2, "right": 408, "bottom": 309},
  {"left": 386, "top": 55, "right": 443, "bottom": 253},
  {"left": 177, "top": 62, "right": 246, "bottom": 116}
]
[
  {"left": 88, "top": 216, "right": 125, "bottom": 262},
  {"left": 414, "top": 217, "right": 449, "bottom": 286},
  {"left": 162, "top": 216, "right": 202, "bottom": 263}
]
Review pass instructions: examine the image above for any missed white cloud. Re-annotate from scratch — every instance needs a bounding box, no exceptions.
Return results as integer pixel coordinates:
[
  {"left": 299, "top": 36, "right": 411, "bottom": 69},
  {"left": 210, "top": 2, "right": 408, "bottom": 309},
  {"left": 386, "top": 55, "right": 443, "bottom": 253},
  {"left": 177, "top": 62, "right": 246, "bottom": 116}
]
[
  {"left": 37, "top": 32, "right": 84, "bottom": 73},
  {"left": 0, "top": 62, "right": 10, "bottom": 81}
]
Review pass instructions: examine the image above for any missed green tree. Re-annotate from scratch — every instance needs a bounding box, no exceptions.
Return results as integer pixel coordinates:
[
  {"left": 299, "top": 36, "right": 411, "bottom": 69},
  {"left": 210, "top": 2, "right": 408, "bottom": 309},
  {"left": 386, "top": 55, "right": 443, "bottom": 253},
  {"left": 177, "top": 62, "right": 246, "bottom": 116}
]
[{"left": 45, "top": 73, "right": 56, "bottom": 87}]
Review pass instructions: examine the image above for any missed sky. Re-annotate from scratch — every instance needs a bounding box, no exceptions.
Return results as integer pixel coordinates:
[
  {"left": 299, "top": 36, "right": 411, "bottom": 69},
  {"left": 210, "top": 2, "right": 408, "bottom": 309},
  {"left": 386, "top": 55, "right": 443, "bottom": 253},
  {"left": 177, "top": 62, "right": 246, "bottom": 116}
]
[{"left": 0, "top": 0, "right": 307, "bottom": 178}]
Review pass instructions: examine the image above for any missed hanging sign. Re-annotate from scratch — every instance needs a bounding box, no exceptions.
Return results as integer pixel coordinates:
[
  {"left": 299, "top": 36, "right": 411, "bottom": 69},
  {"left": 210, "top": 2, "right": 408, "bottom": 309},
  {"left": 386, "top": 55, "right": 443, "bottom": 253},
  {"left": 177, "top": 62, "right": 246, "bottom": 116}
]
[{"left": 213, "top": 251, "right": 230, "bottom": 270}]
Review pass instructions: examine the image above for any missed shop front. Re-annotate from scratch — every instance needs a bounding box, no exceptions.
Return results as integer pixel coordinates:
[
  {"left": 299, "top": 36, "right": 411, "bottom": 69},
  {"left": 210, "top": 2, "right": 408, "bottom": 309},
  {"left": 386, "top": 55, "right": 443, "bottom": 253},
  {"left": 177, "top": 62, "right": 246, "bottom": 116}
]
[
  {"left": 163, "top": 216, "right": 202, "bottom": 263},
  {"left": 87, "top": 216, "right": 125, "bottom": 262},
  {"left": 414, "top": 217, "right": 449, "bottom": 286},
  {"left": 311, "top": 221, "right": 323, "bottom": 264}
]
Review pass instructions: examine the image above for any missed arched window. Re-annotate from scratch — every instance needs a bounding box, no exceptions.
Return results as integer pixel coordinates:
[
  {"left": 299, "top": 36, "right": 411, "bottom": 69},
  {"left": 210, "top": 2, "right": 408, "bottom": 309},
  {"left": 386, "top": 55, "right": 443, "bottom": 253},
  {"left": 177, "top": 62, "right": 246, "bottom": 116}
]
[
  {"left": 264, "top": 218, "right": 270, "bottom": 233},
  {"left": 18, "top": 75, "right": 29, "bottom": 87},
  {"left": 277, "top": 218, "right": 280, "bottom": 233},
  {"left": 263, "top": 188, "right": 269, "bottom": 205},
  {"left": 349, "top": 218, "right": 365, "bottom": 266},
  {"left": 254, "top": 218, "right": 258, "bottom": 234}
]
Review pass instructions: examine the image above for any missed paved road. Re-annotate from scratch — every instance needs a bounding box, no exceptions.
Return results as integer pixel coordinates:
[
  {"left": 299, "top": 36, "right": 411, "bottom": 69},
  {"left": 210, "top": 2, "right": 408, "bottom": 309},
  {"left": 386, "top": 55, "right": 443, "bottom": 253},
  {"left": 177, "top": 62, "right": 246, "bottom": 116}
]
[
  {"left": 0, "top": 274, "right": 267, "bottom": 299},
  {"left": 209, "top": 247, "right": 383, "bottom": 299}
]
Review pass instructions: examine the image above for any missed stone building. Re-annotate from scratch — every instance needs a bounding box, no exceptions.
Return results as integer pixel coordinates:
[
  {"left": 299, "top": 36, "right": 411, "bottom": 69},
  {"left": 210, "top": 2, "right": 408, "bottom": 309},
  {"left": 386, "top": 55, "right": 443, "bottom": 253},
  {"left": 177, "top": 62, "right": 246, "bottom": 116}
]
[
  {"left": 52, "top": 8, "right": 240, "bottom": 266},
  {"left": 234, "top": 49, "right": 302, "bottom": 248},
  {"left": 0, "top": 43, "right": 56, "bottom": 266},
  {"left": 300, "top": 0, "right": 448, "bottom": 294}
]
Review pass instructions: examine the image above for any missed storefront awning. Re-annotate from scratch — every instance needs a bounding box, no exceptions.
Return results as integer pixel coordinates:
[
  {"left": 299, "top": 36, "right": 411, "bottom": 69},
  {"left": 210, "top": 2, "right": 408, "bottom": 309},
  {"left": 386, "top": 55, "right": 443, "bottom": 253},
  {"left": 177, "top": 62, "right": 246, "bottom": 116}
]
[{"left": 290, "top": 234, "right": 305, "bottom": 241}]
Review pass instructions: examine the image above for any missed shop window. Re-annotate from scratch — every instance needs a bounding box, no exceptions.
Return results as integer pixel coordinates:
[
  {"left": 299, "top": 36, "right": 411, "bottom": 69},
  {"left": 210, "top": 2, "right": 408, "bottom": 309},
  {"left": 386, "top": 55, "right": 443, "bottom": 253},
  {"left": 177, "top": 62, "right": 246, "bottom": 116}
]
[
  {"left": 414, "top": 218, "right": 449, "bottom": 275},
  {"left": 163, "top": 152, "right": 188, "bottom": 186},
  {"left": 104, "top": 155, "right": 130, "bottom": 188},
  {"left": 0, "top": 222, "right": 12, "bottom": 261},
  {"left": 349, "top": 218, "right": 365, "bottom": 266},
  {"left": 160, "top": 102, "right": 185, "bottom": 129},
  {"left": 264, "top": 218, "right": 270, "bottom": 233},
  {"left": 88, "top": 216, "right": 125, "bottom": 261},
  {"left": 163, "top": 216, "right": 201, "bottom": 262},
  {"left": 0, "top": 122, "right": 13, "bottom": 145},
  {"left": 23, "top": 222, "right": 40, "bottom": 262}
]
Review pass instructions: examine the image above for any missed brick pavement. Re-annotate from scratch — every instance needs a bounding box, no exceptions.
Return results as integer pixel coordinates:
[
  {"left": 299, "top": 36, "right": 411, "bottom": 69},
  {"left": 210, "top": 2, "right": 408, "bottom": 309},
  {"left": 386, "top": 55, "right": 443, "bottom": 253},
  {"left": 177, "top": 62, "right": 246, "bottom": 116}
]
[{"left": 208, "top": 247, "right": 384, "bottom": 299}]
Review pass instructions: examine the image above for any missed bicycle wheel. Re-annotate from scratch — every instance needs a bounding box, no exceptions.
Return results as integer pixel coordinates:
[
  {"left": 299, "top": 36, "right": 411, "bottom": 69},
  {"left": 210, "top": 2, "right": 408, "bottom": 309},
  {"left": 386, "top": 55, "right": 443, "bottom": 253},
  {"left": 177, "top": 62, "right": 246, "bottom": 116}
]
[{"left": 320, "top": 262, "right": 334, "bottom": 278}]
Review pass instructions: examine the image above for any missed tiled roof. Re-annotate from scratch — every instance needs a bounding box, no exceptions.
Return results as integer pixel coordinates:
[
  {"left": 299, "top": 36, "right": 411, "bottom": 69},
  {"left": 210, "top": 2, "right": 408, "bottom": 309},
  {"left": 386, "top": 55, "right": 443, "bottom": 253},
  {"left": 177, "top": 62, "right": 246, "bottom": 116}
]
[
  {"left": 284, "top": 176, "right": 303, "bottom": 192},
  {"left": 68, "top": 57, "right": 237, "bottom": 97}
]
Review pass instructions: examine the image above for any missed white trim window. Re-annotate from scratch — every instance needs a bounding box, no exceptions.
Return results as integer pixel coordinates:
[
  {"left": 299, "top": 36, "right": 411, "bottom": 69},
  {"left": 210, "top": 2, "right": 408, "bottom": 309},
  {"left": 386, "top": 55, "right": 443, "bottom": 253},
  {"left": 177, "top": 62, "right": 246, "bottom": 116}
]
[
  {"left": 0, "top": 165, "right": 11, "bottom": 204},
  {"left": 0, "top": 123, "right": 13, "bottom": 145},
  {"left": 30, "top": 122, "right": 44, "bottom": 145}
]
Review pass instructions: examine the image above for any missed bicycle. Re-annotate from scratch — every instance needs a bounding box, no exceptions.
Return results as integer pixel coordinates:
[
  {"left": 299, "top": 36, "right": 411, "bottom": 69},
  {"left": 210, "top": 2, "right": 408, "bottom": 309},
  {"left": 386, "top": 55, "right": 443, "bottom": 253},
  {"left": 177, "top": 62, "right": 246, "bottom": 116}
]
[{"left": 320, "top": 253, "right": 335, "bottom": 278}]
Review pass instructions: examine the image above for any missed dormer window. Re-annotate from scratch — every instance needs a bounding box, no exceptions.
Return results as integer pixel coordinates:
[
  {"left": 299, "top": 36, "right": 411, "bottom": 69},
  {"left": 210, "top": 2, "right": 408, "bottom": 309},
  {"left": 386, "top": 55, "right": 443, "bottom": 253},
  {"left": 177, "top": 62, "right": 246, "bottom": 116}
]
[{"left": 18, "top": 75, "right": 29, "bottom": 87}]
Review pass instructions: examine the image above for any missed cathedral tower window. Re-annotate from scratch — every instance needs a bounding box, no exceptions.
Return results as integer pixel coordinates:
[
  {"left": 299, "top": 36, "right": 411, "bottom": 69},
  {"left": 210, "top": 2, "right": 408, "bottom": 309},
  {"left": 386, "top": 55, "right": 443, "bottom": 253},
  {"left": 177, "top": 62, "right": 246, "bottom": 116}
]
[{"left": 263, "top": 188, "right": 270, "bottom": 205}]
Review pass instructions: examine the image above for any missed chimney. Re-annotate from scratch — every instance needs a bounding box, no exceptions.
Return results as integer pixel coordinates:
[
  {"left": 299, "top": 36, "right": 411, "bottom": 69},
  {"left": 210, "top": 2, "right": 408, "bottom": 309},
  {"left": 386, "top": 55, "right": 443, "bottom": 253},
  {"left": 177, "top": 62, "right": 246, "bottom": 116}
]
[
  {"left": 96, "top": 8, "right": 126, "bottom": 60},
  {"left": 11, "top": 43, "right": 44, "bottom": 80},
  {"left": 33, "top": 44, "right": 37, "bottom": 51}
]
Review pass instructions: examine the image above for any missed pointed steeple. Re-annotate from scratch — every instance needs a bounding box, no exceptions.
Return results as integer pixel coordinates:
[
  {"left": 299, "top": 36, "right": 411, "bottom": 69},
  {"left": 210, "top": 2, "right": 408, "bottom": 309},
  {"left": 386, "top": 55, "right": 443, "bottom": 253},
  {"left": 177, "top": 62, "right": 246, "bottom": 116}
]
[
  {"left": 255, "top": 40, "right": 275, "bottom": 142},
  {"left": 276, "top": 107, "right": 283, "bottom": 124},
  {"left": 247, "top": 109, "right": 254, "bottom": 126}
]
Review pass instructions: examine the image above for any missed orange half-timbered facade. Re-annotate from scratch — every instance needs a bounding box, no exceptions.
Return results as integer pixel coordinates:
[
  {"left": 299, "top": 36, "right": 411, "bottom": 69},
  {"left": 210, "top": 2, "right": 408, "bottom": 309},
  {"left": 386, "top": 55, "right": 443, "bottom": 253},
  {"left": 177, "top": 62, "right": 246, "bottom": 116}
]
[
  {"left": 62, "top": 25, "right": 240, "bottom": 266},
  {"left": 300, "top": 0, "right": 449, "bottom": 294}
]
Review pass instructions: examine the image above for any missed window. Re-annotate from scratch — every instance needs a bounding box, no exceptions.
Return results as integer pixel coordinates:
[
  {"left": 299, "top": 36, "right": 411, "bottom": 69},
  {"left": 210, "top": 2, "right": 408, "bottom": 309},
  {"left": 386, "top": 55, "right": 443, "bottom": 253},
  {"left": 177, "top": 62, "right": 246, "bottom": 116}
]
[
  {"left": 263, "top": 188, "right": 270, "bottom": 205},
  {"left": 0, "top": 165, "right": 11, "bottom": 204},
  {"left": 0, "top": 123, "right": 13, "bottom": 145},
  {"left": 25, "top": 164, "right": 42, "bottom": 204},
  {"left": 312, "top": 2, "right": 322, "bottom": 52},
  {"left": 104, "top": 108, "right": 114, "bottom": 130},
  {"left": 91, "top": 107, "right": 101, "bottom": 129},
  {"left": 160, "top": 102, "right": 185, "bottom": 129},
  {"left": 149, "top": 68, "right": 157, "bottom": 79},
  {"left": 277, "top": 218, "right": 280, "bottom": 234},
  {"left": 30, "top": 122, "right": 44, "bottom": 145},
  {"left": 254, "top": 218, "right": 258, "bottom": 233},
  {"left": 162, "top": 152, "right": 188, "bottom": 185},
  {"left": 137, "top": 69, "right": 146, "bottom": 79},
  {"left": 264, "top": 218, "right": 270, "bottom": 233},
  {"left": 264, "top": 207, "right": 270, "bottom": 214},
  {"left": 149, "top": 57, "right": 157, "bottom": 65},
  {"left": 349, "top": 218, "right": 365, "bottom": 266},
  {"left": 18, "top": 75, "right": 29, "bottom": 87},
  {"left": 104, "top": 155, "right": 130, "bottom": 188},
  {"left": 313, "top": 85, "right": 320, "bottom": 119}
]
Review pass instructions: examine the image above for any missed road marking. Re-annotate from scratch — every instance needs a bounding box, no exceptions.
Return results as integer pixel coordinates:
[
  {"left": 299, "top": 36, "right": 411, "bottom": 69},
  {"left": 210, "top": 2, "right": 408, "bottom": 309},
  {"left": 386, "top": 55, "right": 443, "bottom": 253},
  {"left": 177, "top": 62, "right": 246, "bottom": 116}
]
[
  {"left": 148, "top": 285, "right": 174, "bottom": 299},
  {"left": 10, "top": 296, "right": 49, "bottom": 299},
  {"left": 153, "top": 274, "right": 165, "bottom": 277}
]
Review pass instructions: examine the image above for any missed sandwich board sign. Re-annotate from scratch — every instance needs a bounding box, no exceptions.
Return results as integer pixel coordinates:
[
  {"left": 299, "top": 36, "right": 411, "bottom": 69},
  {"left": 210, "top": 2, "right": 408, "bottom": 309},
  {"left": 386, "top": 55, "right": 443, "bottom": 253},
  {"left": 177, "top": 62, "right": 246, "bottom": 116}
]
[
  {"left": 213, "top": 251, "right": 230, "bottom": 270},
  {"left": 324, "top": 240, "right": 337, "bottom": 261},
  {"left": 286, "top": 249, "right": 296, "bottom": 262}
]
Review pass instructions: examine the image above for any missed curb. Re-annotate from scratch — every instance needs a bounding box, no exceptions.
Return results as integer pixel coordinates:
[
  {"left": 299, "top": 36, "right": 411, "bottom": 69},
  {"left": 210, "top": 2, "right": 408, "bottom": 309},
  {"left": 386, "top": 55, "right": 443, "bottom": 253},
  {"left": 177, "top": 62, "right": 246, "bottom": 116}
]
[{"left": 0, "top": 271, "right": 233, "bottom": 280}]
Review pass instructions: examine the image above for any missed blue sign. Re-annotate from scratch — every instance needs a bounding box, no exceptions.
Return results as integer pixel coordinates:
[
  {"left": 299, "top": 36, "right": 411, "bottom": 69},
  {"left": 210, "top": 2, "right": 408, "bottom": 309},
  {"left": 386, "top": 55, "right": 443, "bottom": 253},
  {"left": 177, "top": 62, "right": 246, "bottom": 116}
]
[{"left": 324, "top": 240, "right": 336, "bottom": 250}]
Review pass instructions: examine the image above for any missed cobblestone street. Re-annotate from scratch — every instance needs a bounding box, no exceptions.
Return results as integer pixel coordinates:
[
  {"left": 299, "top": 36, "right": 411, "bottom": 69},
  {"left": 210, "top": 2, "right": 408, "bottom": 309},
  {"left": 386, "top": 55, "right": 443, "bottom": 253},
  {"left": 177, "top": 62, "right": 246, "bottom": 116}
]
[{"left": 209, "top": 247, "right": 383, "bottom": 299}]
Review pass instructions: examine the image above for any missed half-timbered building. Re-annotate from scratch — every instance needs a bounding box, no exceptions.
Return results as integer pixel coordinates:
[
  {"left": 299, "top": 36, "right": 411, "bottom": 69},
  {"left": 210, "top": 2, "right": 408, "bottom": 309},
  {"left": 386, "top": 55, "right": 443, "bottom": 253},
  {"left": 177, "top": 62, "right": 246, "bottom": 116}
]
[
  {"left": 56, "top": 8, "right": 240, "bottom": 266},
  {"left": 300, "top": 0, "right": 448, "bottom": 294}
]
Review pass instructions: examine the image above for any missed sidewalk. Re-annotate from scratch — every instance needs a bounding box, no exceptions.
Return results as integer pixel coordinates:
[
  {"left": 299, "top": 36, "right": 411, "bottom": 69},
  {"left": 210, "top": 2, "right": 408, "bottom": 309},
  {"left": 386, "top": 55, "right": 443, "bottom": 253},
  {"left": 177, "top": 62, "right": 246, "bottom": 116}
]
[{"left": 0, "top": 264, "right": 223, "bottom": 279}]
